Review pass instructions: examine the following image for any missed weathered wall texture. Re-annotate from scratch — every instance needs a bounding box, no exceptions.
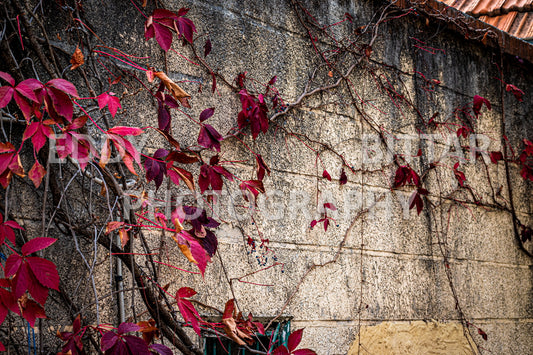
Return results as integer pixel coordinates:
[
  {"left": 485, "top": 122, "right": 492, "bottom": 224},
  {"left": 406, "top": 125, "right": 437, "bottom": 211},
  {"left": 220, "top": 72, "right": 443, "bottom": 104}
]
[{"left": 3, "top": 0, "right": 532, "bottom": 354}]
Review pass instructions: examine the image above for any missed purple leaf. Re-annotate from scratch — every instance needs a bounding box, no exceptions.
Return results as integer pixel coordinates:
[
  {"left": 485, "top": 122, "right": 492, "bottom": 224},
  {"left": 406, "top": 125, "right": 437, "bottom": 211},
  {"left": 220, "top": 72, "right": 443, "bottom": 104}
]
[
  {"left": 158, "top": 102, "right": 171, "bottom": 132},
  {"left": 199, "top": 107, "right": 214, "bottom": 122},
  {"left": 101, "top": 331, "right": 118, "bottom": 352},
  {"left": 118, "top": 322, "right": 141, "bottom": 334},
  {"left": 150, "top": 343, "right": 173, "bottom": 355}
]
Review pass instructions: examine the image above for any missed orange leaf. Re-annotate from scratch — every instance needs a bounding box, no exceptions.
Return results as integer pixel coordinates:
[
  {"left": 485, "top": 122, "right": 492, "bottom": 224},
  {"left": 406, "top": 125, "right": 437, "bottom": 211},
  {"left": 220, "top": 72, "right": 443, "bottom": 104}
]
[
  {"left": 70, "top": 46, "right": 84, "bottom": 70},
  {"left": 118, "top": 228, "right": 129, "bottom": 249},
  {"left": 99, "top": 139, "right": 111, "bottom": 169},
  {"left": 105, "top": 221, "right": 124, "bottom": 234},
  {"left": 154, "top": 71, "right": 191, "bottom": 108},
  {"left": 178, "top": 243, "right": 197, "bottom": 264},
  {"left": 137, "top": 319, "right": 159, "bottom": 343}
]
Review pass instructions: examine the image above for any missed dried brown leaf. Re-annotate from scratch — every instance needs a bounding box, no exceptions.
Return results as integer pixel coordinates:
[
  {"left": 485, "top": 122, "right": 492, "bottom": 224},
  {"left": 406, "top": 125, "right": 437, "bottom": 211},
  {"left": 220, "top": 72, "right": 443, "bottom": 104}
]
[{"left": 70, "top": 46, "right": 84, "bottom": 70}]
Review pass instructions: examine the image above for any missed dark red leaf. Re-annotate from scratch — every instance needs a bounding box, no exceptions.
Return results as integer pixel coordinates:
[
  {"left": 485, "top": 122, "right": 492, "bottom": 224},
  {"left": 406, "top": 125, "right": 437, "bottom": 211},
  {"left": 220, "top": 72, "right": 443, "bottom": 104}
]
[
  {"left": 288, "top": 328, "right": 304, "bottom": 352},
  {"left": 409, "top": 190, "right": 424, "bottom": 215},
  {"left": 310, "top": 220, "right": 318, "bottom": 229},
  {"left": 473, "top": 95, "right": 491, "bottom": 116},
  {"left": 204, "top": 38, "right": 212, "bottom": 57},
  {"left": 490, "top": 151, "right": 503, "bottom": 164},
  {"left": 339, "top": 168, "right": 347, "bottom": 185},
  {"left": 478, "top": 328, "right": 488, "bottom": 341},
  {"left": 199, "top": 107, "right": 214, "bottom": 122},
  {"left": 322, "top": 169, "right": 331, "bottom": 181},
  {"left": 20, "top": 298, "right": 46, "bottom": 327},
  {"left": 506, "top": 84, "right": 524, "bottom": 102},
  {"left": 256, "top": 154, "right": 270, "bottom": 181},
  {"left": 272, "top": 345, "right": 290, "bottom": 355}
]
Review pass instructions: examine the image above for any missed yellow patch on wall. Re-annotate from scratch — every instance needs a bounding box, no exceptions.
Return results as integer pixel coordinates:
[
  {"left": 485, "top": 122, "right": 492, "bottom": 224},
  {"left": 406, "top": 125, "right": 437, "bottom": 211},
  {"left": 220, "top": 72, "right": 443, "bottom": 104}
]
[{"left": 348, "top": 321, "right": 478, "bottom": 355}]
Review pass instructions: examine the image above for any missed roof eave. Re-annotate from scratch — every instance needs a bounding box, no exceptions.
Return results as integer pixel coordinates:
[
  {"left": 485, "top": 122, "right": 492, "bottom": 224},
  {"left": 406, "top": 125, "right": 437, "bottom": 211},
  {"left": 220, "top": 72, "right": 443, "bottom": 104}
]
[{"left": 390, "top": 0, "right": 533, "bottom": 65}]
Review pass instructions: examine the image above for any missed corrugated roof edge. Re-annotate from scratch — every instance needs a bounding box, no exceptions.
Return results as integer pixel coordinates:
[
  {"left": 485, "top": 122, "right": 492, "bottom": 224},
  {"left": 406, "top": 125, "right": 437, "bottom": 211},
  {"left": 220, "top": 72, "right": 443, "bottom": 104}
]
[{"left": 390, "top": 0, "right": 533, "bottom": 64}]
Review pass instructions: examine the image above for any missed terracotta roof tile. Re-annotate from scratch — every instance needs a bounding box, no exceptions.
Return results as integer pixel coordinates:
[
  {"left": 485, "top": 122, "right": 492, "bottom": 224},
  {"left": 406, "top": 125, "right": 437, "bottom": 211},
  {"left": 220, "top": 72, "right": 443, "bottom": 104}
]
[{"left": 442, "top": 0, "right": 533, "bottom": 39}]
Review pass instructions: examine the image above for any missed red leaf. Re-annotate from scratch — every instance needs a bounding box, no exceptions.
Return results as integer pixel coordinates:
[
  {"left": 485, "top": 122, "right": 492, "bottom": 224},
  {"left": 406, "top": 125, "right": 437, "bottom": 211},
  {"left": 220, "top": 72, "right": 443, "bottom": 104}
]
[
  {"left": 13, "top": 262, "right": 30, "bottom": 299},
  {"left": 288, "top": 328, "right": 304, "bottom": 352},
  {"left": 176, "top": 287, "right": 202, "bottom": 336},
  {"left": 0, "top": 71, "right": 15, "bottom": 86},
  {"left": 27, "top": 270, "right": 49, "bottom": 305},
  {"left": 0, "top": 86, "right": 14, "bottom": 108},
  {"left": 150, "top": 343, "right": 173, "bottom": 355},
  {"left": 21, "top": 237, "right": 57, "bottom": 255},
  {"left": 473, "top": 95, "right": 491, "bottom": 116},
  {"left": 239, "top": 180, "right": 265, "bottom": 204},
  {"left": 222, "top": 298, "right": 235, "bottom": 319},
  {"left": 322, "top": 169, "right": 331, "bottom": 181},
  {"left": 98, "top": 92, "right": 122, "bottom": 118},
  {"left": 323, "top": 203, "right": 336, "bottom": 211},
  {"left": 293, "top": 350, "right": 317, "bottom": 355},
  {"left": 506, "top": 84, "right": 524, "bottom": 102},
  {"left": 46, "top": 78, "right": 79, "bottom": 98},
  {"left": 310, "top": 220, "right": 318, "bottom": 229},
  {"left": 26, "top": 257, "right": 60, "bottom": 290},
  {"left": 108, "top": 126, "right": 144, "bottom": 136},
  {"left": 28, "top": 160, "right": 46, "bottom": 188},
  {"left": 4, "top": 253, "right": 22, "bottom": 278},
  {"left": 177, "top": 287, "right": 197, "bottom": 299}
]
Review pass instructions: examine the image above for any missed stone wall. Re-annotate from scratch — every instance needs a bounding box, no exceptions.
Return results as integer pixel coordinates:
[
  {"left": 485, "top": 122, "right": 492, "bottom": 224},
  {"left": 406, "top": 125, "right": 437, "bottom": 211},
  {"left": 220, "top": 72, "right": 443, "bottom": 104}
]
[{"left": 2, "top": 0, "right": 532, "bottom": 354}]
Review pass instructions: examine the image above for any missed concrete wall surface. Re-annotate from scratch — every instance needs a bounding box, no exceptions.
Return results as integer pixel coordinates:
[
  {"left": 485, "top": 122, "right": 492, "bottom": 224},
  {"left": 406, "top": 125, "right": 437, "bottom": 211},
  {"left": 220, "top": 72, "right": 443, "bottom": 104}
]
[{"left": 1, "top": 0, "right": 532, "bottom": 354}]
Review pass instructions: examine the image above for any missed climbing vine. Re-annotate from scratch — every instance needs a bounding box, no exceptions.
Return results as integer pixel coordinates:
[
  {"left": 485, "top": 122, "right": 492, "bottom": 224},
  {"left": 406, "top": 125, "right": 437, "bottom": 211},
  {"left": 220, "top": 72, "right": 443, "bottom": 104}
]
[{"left": 0, "top": 0, "right": 531, "bottom": 354}]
